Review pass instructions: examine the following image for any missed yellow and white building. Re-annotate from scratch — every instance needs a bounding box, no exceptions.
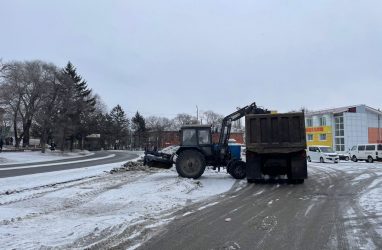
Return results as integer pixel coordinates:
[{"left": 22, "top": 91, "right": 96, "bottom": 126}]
[{"left": 305, "top": 105, "right": 382, "bottom": 152}]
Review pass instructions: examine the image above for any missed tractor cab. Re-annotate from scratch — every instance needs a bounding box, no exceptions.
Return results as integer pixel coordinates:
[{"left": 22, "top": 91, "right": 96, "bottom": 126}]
[
  {"left": 180, "top": 125, "right": 211, "bottom": 146},
  {"left": 179, "top": 125, "right": 214, "bottom": 158}
]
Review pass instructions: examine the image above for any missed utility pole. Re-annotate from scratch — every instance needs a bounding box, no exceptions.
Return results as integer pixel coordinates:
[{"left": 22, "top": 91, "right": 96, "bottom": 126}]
[{"left": 196, "top": 105, "right": 199, "bottom": 124}]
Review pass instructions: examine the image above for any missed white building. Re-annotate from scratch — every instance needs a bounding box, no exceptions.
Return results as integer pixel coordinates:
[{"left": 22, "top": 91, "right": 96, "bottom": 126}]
[{"left": 305, "top": 105, "right": 382, "bottom": 152}]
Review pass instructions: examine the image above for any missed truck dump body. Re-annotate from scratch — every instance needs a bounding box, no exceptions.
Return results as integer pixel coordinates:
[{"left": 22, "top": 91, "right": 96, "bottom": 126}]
[
  {"left": 245, "top": 112, "right": 307, "bottom": 183},
  {"left": 245, "top": 113, "right": 306, "bottom": 154}
]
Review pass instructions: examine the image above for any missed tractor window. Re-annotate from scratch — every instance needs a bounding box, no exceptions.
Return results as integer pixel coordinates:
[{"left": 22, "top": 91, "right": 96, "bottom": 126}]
[
  {"left": 182, "top": 129, "right": 197, "bottom": 146},
  {"left": 198, "top": 130, "right": 210, "bottom": 145}
]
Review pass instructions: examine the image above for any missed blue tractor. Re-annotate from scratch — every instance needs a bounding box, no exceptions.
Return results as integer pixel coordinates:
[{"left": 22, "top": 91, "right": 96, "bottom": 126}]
[{"left": 144, "top": 102, "right": 269, "bottom": 179}]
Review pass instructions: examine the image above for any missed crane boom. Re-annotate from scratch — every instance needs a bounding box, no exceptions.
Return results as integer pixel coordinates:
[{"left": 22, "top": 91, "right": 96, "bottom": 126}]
[{"left": 218, "top": 102, "right": 270, "bottom": 147}]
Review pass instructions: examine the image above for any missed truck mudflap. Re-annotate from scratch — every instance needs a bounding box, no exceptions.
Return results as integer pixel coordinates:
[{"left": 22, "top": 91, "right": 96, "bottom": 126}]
[
  {"left": 246, "top": 155, "right": 263, "bottom": 180},
  {"left": 289, "top": 156, "right": 308, "bottom": 179}
]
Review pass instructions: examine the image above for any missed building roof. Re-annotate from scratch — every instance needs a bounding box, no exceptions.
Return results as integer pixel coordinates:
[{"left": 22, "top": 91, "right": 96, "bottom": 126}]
[
  {"left": 364, "top": 106, "right": 382, "bottom": 116},
  {"left": 181, "top": 124, "right": 212, "bottom": 129},
  {"left": 305, "top": 104, "right": 382, "bottom": 116}
]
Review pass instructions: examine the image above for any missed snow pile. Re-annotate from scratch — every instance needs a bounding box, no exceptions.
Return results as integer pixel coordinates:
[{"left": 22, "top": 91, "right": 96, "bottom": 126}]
[
  {"left": 110, "top": 161, "right": 149, "bottom": 173},
  {"left": 159, "top": 145, "right": 179, "bottom": 155}
]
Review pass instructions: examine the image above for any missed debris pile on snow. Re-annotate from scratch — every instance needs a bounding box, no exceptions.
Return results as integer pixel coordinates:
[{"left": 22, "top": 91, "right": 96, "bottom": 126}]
[{"left": 109, "top": 161, "right": 149, "bottom": 174}]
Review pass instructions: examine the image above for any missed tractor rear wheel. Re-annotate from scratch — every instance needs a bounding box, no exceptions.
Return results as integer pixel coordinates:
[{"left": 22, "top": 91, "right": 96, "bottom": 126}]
[
  {"left": 176, "top": 150, "right": 206, "bottom": 179},
  {"left": 229, "top": 160, "right": 246, "bottom": 179}
]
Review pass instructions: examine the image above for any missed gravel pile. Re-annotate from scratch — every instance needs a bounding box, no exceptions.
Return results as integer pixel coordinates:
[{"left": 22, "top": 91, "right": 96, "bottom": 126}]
[{"left": 109, "top": 161, "right": 149, "bottom": 174}]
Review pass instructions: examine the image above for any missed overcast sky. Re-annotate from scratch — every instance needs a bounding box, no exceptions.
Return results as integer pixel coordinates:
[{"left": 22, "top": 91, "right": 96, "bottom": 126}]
[{"left": 1, "top": 0, "right": 382, "bottom": 118}]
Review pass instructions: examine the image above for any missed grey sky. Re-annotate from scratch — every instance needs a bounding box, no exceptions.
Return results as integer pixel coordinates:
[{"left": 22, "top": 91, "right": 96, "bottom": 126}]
[{"left": 1, "top": 0, "right": 382, "bottom": 118}]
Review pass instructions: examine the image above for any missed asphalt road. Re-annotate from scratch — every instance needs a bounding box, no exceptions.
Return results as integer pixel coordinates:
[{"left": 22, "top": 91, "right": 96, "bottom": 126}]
[
  {"left": 139, "top": 163, "right": 382, "bottom": 250},
  {"left": 0, "top": 151, "right": 139, "bottom": 178}
]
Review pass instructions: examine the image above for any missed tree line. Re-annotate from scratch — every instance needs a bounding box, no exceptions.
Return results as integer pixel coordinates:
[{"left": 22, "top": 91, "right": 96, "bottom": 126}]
[{"left": 0, "top": 59, "right": 240, "bottom": 152}]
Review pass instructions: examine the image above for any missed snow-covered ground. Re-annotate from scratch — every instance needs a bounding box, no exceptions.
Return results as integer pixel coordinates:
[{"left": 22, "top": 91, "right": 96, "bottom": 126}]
[
  {"left": 310, "top": 160, "right": 382, "bottom": 242},
  {"left": 0, "top": 150, "right": 93, "bottom": 165},
  {"left": 0, "top": 156, "right": 242, "bottom": 249},
  {"left": 1, "top": 156, "right": 382, "bottom": 249}
]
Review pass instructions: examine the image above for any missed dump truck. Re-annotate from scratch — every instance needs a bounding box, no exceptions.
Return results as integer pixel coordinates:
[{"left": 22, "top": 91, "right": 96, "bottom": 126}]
[{"left": 245, "top": 112, "right": 308, "bottom": 183}]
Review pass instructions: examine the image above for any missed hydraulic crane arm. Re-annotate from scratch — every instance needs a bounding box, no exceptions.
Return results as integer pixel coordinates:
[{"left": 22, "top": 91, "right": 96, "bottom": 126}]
[{"left": 218, "top": 102, "right": 270, "bottom": 147}]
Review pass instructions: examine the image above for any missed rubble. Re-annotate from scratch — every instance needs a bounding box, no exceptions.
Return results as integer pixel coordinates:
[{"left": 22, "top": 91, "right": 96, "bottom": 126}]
[{"left": 109, "top": 161, "right": 149, "bottom": 174}]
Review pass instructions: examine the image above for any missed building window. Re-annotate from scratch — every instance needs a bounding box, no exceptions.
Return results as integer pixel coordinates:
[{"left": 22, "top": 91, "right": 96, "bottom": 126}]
[
  {"left": 334, "top": 115, "right": 345, "bottom": 152},
  {"left": 319, "top": 117, "right": 326, "bottom": 126},
  {"left": 306, "top": 118, "right": 313, "bottom": 127},
  {"left": 319, "top": 134, "right": 326, "bottom": 141},
  {"left": 307, "top": 134, "right": 313, "bottom": 141},
  {"left": 335, "top": 138, "right": 345, "bottom": 151}
]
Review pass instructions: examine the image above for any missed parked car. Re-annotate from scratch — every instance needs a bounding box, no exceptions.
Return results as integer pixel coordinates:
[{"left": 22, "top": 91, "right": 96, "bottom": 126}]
[
  {"left": 349, "top": 144, "right": 382, "bottom": 163},
  {"left": 307, "top": 146, "right": 339, "bottom": 163},
  {"left": 337, "top": 153, "right": 350, "bottom": 161}
]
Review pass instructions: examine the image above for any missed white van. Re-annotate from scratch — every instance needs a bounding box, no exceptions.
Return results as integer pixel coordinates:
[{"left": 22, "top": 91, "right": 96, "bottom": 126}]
[
  {"left": 349, "top": 144, "right": 382, "bottom": 163},
  {"left": 307, "top": 146, "right": 339, "bottom": 163}
]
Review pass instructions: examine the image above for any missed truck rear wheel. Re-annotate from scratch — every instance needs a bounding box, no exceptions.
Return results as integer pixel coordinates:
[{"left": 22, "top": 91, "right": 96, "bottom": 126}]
[
  {"left": 176, "top": 150, "right": 206, "bottom": 179},
  {"left": 229, "top": 160, "right": 246, "bottom": 179}
]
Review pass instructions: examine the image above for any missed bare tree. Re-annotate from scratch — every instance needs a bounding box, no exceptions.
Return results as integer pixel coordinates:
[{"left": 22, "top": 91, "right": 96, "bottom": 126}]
[
  {"left": 0, "top": 59, "right": 8, "bottom": 73},
  {"left": 202, "top": 110, "right": 224, "bottom": 132},
  {"left": 173, "top": 113, "right": 198, "bottom": 129},
  {"left": 0, "top": 62, "right": 25, "bottom": 147},
  {"left": 145, "top": 116, "right": 176, "bottom": 149},
  {"left": 20, "top": 61, "right": 58, "bottom": 146},
  {"left": 146, "top": 116, "right": 174, "bottom": 131},
  {"left": 32, "top": 64, "right": 62, "bottom": 152}
]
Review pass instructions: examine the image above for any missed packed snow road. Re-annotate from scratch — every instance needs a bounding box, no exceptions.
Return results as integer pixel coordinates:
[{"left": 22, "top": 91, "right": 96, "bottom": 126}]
[{"left": 140, "top": 162, "right": 382, "bottom": 250}]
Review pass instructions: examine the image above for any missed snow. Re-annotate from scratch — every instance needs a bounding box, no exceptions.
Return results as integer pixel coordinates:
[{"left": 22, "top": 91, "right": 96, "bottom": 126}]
[
  {"left": 304, "top": 204, "right": 314, "bottom": 217},
  {"left": 0, "top": 154, "right": 115, "bottom": 171},
  {"left": 2, "top": 154, "right": 382, "bottom": 249},
  {"left": 0, "top": 150, "right": 93, "bottom": 165},
  {"left": 197, "top": 201, "right": 219, "bottom": 211},
  {"left": 314, "top": 161, "right": 382, "bottom": 240},
  {"left": 353, "top": 174, "right": 371, "bottom": 181},
  {"left": 0, "top": 154, "right": 238, "bottom": 249}
]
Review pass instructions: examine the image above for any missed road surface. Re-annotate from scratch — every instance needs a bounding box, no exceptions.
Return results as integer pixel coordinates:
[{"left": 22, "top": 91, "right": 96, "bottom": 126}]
[
  {"left": 0, "top": 151, "right": 139, "bottom": 178},
  {"left": 138, "top": 163, "right": 382, "bottom": 250}
]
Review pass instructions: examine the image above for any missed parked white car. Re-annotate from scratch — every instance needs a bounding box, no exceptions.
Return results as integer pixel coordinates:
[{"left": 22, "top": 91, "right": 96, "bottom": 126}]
[
  {"left": 349, "top": 144, "right": 382, "bottom": 163},
  {"left": 307, "top": 146, "right": 339, "bottom": 163}
]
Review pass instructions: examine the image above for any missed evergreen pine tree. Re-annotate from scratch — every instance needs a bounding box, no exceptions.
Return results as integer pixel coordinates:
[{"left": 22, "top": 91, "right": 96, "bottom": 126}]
[
  {"left": 62, "top": 61, "right": 97, "bottom": 150},
  {"left": 132, "top": 111, "right": 146, "bottom": 148},
  {"left": 109, "top": 105, "right": 130, "bottom": 149}
]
